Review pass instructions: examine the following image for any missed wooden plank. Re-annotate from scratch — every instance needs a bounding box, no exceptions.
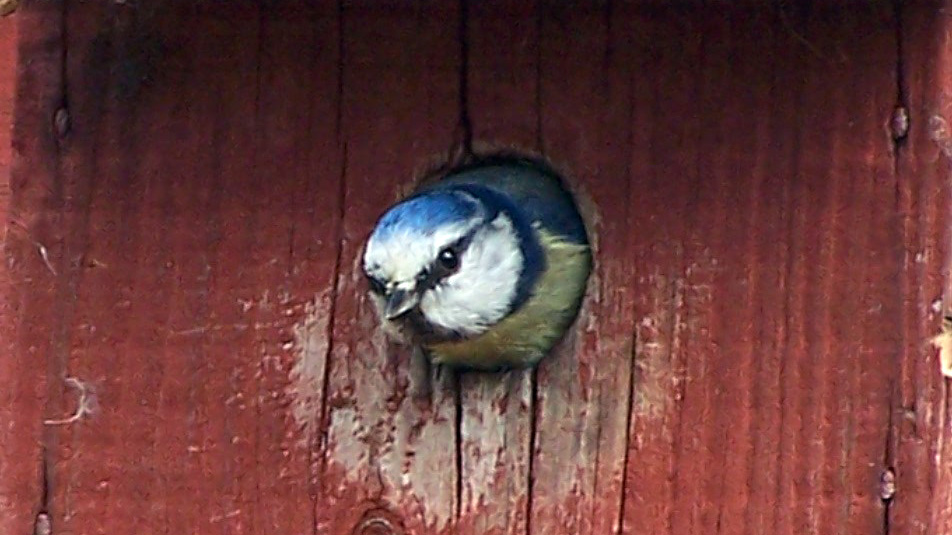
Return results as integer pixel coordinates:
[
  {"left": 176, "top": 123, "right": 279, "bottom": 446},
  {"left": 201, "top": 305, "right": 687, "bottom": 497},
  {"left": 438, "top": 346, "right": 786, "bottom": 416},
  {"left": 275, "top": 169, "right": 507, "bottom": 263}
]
[
  {"left": 48, "top": 4, "right": 153, "bottom": 531},
  {"left": 20, "top": 3, "right": 344, "bottom": 534},
  {"left": 529, "top": 3, "right": 635, "bottom": 534},
  {"left": 894, "top": 4, "right": 952, "bottom": 535},
  {"left": 667, "top": 12, "right": 736, "bottom": 535},
  {"left": 0, "top": 14, "right": 14, "bottom": 467},
  {"left": 140, "top": 9, "right": 246, "bottom": 533},
  {"left": 621, "top": 8, "right": 704, "bottom": 535},
  {"left": 457, "top": 2, "right": 538, "bottom": 533},
  {"left": 43, "top": 4, "right": 265, "bottom": 532},
  {"left": 675, "top": 10, "right": 776, "bottom": 535},
  {"left": 257, "top": 3, "right": 343, "bottom": 532},
  {"left": 827, "top": 8, "right": 900, "bottom": 535},
  {"left": 618, "top": 6, "right": 901, "bottom": 535},
  {"left": 0, "top": 0, "right": 16, "bottom": 375},
  {"left": 0, "top": 10, "right": 14, "bottom": 205},
  {"left": 0, "top": 3, "right": 62, "bottom": 534},
  {"left": 736, "top": 11, "right": 802, "bottom": 535},
  {"left": 318, "top": 3, "right": 461, "bottom": 533}
]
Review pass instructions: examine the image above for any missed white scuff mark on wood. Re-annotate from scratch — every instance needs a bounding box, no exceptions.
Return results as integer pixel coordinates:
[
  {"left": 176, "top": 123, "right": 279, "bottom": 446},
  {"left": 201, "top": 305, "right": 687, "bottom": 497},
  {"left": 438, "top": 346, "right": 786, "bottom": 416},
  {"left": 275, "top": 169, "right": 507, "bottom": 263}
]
[
  {"left": 288, "top": 291, "right": 332, "bottom": 446},
  {"left": 168, "top": 320, "right": 284, "bottom": 337},
  {"left": 259, "top": 289, "right": 272, "bottom": 310},
  {"left": 634, "top": 273, "right": 686, "bottom": 419},
  {"left": 931, "top": 316, "right": 952, "bottom": 378},
  {"left": 325, "top": 408, "right": 368, "bottom": 485},
  {"left": 209, "top": 509, "right": 241, "bottom": 523},
  {"left": 44, "top": 377, "right": 96, "bottom": 426},
  {"left": 34, "top": 241, "right": 56, "bottom": 275},
  {"left": 932, "top": 299, "right": 944, "bottom": 315},
  {"left": 237, "top": 298, "right": 254, "bottom": 312},
  {"left": 929, "top": 114, "right": 952, "bottom": 159}
]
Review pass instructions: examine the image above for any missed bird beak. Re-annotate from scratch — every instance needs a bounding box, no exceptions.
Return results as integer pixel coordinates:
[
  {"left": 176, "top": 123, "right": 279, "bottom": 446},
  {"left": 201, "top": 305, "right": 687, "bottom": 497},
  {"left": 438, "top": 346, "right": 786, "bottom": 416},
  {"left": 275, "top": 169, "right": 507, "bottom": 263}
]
[{"left": 384, "top": 288, "right": 420, "bottom": 320}]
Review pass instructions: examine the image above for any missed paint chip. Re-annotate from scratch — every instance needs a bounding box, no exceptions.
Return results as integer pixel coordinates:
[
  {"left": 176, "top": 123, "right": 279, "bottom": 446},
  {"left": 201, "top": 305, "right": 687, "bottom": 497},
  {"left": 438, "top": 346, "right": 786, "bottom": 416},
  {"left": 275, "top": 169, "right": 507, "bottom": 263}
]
[{"left": 931, "top": 316, "right": 952, "bottom": 379}]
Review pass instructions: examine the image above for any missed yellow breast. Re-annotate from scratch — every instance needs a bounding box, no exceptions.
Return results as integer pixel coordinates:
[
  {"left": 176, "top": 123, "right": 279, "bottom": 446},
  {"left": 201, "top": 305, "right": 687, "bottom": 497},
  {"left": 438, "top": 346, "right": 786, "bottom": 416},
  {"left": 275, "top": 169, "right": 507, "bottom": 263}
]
[{"left": 427, "top": 230, "right": 591, "bottom": 370}]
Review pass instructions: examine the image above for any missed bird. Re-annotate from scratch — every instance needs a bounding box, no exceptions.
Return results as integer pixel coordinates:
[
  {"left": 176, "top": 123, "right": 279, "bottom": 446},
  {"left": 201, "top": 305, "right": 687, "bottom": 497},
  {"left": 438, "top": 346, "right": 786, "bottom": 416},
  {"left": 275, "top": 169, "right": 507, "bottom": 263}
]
[{"left": 362, "top": 155, "right": 592, "bottom": 371}]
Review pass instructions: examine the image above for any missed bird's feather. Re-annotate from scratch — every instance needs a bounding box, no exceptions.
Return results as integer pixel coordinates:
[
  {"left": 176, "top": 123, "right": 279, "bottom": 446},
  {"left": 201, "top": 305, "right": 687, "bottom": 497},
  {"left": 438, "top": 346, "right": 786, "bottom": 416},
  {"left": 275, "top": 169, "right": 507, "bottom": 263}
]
[{"left": 427, "top": 230, "right": 591, "bottom": 369}]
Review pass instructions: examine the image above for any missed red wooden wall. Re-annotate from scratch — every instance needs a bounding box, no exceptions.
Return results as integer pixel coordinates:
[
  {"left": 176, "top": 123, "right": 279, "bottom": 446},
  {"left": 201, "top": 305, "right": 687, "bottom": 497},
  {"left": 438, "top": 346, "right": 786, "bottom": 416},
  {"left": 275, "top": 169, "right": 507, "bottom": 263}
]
[{"left": 1, "top": 2, "right": 951, "bottom": 535}]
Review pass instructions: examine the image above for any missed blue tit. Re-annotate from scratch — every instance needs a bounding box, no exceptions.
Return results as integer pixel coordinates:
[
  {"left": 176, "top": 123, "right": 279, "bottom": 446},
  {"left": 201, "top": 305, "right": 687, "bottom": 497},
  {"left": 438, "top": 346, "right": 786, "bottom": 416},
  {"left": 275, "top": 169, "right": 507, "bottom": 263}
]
[{"left": 362, "top": 156, "right": 592, "bottom": 370}]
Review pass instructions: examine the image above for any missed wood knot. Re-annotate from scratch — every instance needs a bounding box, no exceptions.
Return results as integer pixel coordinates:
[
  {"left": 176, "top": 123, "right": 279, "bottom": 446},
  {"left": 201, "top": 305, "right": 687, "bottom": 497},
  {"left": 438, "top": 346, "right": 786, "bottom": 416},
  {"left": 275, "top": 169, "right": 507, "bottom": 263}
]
[{"left": 352, "top": 507, "right": 405, "bottom": 535}]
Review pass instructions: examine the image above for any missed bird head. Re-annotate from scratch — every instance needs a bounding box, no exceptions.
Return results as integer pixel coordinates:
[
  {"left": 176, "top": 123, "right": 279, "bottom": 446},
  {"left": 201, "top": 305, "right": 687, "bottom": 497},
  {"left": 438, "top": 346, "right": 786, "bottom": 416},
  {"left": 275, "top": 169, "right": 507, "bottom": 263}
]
[{"left": 362, "top": 187, "right": 541, "bottom": 339}]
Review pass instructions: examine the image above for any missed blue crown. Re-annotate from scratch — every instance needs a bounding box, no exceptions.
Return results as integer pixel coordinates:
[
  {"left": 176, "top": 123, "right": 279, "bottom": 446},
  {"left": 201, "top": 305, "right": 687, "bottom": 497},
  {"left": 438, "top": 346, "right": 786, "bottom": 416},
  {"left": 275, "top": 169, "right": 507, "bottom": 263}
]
[{"left": 372, "top": 192, "right": 477, "bottom": 241}]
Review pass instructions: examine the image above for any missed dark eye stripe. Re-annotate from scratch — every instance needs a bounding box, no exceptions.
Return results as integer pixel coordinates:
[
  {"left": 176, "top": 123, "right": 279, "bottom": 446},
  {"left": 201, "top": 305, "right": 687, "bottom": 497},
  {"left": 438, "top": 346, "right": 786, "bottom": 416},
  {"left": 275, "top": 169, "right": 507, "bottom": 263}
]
[
  {"left": 414, "top": 230, "right": 478, "bottom": 291},
  {"left": 367, "top": 275, "right": 386, "bottom": 294},
  {"left": 452, "top": 230, "right": 476, "bottom": 254}
]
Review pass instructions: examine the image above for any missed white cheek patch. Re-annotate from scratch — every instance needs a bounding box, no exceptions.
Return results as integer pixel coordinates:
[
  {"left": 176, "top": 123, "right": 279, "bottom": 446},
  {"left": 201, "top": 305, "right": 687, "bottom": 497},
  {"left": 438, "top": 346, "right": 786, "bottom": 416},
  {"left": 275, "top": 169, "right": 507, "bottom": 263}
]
[{"left": 419, "top": 214, "right": 523, "bottom": 335}]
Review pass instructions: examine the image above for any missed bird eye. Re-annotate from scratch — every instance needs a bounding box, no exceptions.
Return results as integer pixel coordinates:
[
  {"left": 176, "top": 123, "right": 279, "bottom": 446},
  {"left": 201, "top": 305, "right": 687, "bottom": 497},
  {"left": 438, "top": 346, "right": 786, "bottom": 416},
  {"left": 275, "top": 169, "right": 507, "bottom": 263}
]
[{"left": 437, "top": 247, "right": 459, "bottom": 272}]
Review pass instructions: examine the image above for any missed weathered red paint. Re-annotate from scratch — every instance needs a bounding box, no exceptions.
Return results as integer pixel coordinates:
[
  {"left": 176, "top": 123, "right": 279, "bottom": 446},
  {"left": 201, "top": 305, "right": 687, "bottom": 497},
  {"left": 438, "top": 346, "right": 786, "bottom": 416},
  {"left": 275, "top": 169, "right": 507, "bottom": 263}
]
[
  {"left": 897, "top": 5, "right": 952, "bottom": 534},
  {"left": 320, "top": 3, "right": 461, "bottom": 534},
  {"left": 0, "top": 4, "right": 60, "bottom": 535},
  {"left": 0, "top": 5, "right": 28, "bottom": 534},
  {"left": 532, "top": 4, "right": 635, "bottom": 534},
  {"left": 1, "top": 2, "right": 951, "bottom": 535},
  {"left": 457, "top": 3, "right": 538, "bottom": 534},
  {"left": 0, "top": 8, "right": 14, "bottom": 290}
]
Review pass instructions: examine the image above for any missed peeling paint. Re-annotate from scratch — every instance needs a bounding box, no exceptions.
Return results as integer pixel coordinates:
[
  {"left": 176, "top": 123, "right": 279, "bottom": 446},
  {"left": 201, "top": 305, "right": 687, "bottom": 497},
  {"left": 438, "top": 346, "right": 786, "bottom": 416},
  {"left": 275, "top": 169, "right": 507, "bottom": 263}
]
[
  {"left": 325, "top": 408, "right": 369, "bottom": 489},
  {"left": 928, "top": 114, "right": 952, "bottom": 158},
  {"left": 321, "top": 259, "right": 458, "bottom": 534},
  {"left": 459, "top": 373, "right": 531, "bottom": 533},
  {"left": 931, "top": 316, "right": 952, "bottom": 378},
  {"left": 289, "top": 291, "right": 333, "bottom": 446},
  {"left": 633, "top": 273, "right": 685, "bottom": 420}
]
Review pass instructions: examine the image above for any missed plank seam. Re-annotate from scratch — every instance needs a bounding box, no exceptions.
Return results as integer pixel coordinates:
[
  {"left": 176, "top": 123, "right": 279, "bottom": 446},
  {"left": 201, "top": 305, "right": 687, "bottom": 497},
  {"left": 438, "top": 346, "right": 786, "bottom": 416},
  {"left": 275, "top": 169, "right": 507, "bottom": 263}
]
[
  {"left": 616, "top": 332, "right": 637, "bottom": 535},
  {"left": 883, "top": 2, "right": 907, "bottom": 534},
  {"left": 456, "top": 0, "right": 472, "bottom": 158},
  {"left": 317, "top": 140, "right": 348, "bottom": 529},
  {"left": 525, "top": 367, "right": 539, "bottom": 535}
]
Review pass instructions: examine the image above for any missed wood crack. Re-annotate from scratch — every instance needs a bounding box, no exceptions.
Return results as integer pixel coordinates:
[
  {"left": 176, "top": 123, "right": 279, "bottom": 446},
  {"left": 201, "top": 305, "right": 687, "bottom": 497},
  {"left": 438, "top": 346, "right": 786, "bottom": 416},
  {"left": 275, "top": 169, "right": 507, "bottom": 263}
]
[
  {"left": 454, "top": 370, "right": 463, "bottom": 522},
  {"left": 883, "top": 3, "right": 907, "bottom": 535},
  {"left": 456, "top": 0, "right": 472, "bottom": 158},
  {"left": 317, "top": 141, "right": 348, "bottom": 485},
  {"left": 889, "top": 0, "right": 909, "bottom": 179},
  {"left": 616, "top": 330, "right": 638, "bottom": 534},
  {"left": 525, "top": 367, "right": 539, "bottom": 535}
]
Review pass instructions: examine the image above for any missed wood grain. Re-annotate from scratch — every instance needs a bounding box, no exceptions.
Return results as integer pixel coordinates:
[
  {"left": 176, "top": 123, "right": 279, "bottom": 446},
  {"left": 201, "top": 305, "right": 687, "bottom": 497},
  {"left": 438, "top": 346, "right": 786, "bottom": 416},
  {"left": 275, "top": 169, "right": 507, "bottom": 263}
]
[
  {"left": 0, "top": 4, "right": 61, "bottom": 535},
  {"left": 319, "top": 3, "right": 461, "bottom": 534},
  {"left": 457, "top": 2, "right": 538, "bottom": 533},
  {"left": 530, "top": 3, "right": 635, "bottom": 534},
  {"left": 896, "top": 3, "right": 952, "bottom": 534}
]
